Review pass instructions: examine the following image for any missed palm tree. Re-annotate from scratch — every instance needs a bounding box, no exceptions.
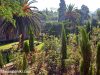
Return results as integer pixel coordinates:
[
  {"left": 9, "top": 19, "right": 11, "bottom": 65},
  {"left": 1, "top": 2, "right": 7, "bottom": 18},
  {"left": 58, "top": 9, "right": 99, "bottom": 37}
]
[
  {"left": 0, "top": 0, "right": 41, "bottom": 49},
  {"left": 65, "top": 4, "right": 80, "bottom": 33},
  {"left": 80, "top": 28, "right": 91, "bottom": 75}
]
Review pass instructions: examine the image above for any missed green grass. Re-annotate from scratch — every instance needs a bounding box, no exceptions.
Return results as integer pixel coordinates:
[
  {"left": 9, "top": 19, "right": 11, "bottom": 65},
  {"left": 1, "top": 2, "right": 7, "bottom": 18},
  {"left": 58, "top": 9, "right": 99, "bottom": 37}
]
[
  {"left": 35, "top": 43, "right": 44, "bottom": 50},
  {"left": 0, "top": 42, "right": 19, "bottom": 50},
  {"left": 0, "top": 40, "right": 44, "bottom": 51}
]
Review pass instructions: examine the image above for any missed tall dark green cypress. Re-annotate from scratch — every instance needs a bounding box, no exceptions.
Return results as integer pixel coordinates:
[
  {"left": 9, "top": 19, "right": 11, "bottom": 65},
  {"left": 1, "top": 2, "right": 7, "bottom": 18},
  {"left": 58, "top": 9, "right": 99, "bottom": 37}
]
[
  {"left": 29, "top": 27, "right": 34, "bottom": 52},
  {"left": 96, "top": 42, "right": 100, "bottom": 75},
  {"left": 80, "top": 28, "right": 91, "bottom": 75},
  {"left": 0, "top": 52, "right": 3, "bottom": 68},
  {"left": 61, "top": 24, "right": 67, "bottom": 74}
]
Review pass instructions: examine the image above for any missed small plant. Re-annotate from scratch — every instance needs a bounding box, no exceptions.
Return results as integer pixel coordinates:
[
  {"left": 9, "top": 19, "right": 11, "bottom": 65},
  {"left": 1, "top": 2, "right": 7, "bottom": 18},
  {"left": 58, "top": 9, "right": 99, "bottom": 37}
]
[
  {"left": 23, "top": 41, "right": 30, "bottom": 54},
  {"left": 0, "top": 52, "right": 4, "bottom": 68},
  {"left": 96, "top": 42, "right": 100, "bottom": 75}
]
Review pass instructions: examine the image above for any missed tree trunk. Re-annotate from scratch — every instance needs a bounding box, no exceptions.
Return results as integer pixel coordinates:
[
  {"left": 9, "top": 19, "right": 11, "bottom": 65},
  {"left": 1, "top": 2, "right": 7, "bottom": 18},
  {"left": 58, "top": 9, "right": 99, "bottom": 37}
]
[{"left": 18, "top": 30, "right": 24, "bottom": 49}]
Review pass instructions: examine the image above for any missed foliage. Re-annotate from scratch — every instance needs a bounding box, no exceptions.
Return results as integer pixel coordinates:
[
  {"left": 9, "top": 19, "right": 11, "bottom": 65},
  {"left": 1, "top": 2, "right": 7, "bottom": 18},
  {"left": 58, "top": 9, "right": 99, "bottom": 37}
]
[
  {"left": 43, "top": 35, "right": 60, "bottom": 51},
  {"left": 14, "top": 53, "right": 23, "bottom": 70},
  {"left": 0, "top": 0, "right": 41, "bottom": 49},
  {"left": 0, "top": 52, "right": 3, "bottom": 68},
  {"left": 66, "top": 4, "right": 80, "bottom": 25},
  {"left": 0, "top": 0, "right": 23, "bottom": 25},
  {"left": 97, "top": 9, "right": 100, "bottom": 21},
  {"left": 96, "top": 42, "right": 100, "bottom": 75},
  {"left": 91, "top": 19, "right": 98, "bottom": 27},
  {"left": 79, "top": 28, "right": 91, "bottom": 75}
]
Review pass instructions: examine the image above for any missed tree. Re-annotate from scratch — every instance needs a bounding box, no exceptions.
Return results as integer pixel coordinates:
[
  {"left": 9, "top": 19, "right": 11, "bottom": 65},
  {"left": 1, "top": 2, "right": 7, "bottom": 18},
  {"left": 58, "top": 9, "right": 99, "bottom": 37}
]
[
  {"left": 58, "top": 0, "right": 66, "bottom": 21},
  {"left": 61, "top": 24, "right": 67, "bottom": 74},
  {"left": 97, "top": 9, "right": 100, "bottom": 21},
  {"left": 80, "top": 5, "right": 90, "bottom": 25},
  {"left": 80, "top": 28, "right": 91, "bottom": 75},
  {"left": 0, "top": 0, "right": 41, "bottom": 49},
  {"left": 65, "top": 4, "right": 80, "bottom": 33},
  {"left": 96, "top": 42, "right": 100, "bottom": 75}
]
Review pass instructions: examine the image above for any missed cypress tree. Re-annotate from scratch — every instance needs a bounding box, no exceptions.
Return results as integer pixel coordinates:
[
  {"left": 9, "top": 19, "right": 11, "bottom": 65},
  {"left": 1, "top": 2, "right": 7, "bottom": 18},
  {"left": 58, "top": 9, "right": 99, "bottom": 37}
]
[
  {"left": 0, "top": 52, "right": 3, "bottom": 68},
  {"left": 29, "top": 27, "right": 34, "bottom": 52},
  {"left": 80, "top": 28, "right": 91, "bottom": 75},
  {"left": 96, "top": 42, "right": 100, "bottom": 75},
  {"left": 61, "top": 24, "right": 67, "bottom": 74}
]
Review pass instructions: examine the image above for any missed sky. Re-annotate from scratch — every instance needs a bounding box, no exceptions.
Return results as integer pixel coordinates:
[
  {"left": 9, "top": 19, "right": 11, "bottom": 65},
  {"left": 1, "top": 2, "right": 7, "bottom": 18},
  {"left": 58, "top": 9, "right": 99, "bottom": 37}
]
[{"left": 31, "top": 0, "right": 100, "bottom": 12}]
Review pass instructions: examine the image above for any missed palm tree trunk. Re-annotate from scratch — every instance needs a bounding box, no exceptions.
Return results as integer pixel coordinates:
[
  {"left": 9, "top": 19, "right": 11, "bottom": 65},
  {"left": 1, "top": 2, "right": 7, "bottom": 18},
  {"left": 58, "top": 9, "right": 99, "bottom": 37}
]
[{"left": 19, "top": 31, "right": 24, "bottom": 49}]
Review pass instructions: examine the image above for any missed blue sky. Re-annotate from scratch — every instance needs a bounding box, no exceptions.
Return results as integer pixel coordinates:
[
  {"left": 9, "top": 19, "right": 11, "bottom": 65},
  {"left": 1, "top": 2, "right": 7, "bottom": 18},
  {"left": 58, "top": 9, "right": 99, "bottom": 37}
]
[{"left": 31, "top": 0, "right": 100, "bottom": 12}]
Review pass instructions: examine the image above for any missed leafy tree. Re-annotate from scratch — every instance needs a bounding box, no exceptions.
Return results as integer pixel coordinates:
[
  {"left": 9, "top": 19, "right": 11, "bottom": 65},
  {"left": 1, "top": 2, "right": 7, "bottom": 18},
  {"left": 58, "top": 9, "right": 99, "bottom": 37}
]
[
  {"left": 91, "top": 19, "right": 98, "bottom": 27},
  {"left": 97, "top": 9, "right": 100, "bottom": 21},
  {"left": 80, "top": 28, "right": 91, "bottom": 75},
  {"left": 80, "top": 5, "right": 90, "bottom": 25},
  {"left": 0, "top": 0, "right": 40, "bottom": 49},
  {"left": 61, "top": 24, "right": 67, "bottom": 74},
  {"left": 96, "top": 42, "right": 100, "bottom": 75},
  {"left": 65, "top": 4, "right": 80, "bottom": 33},
  {"left": 0, "top": 52, "right": 3, "bottom": 68}
]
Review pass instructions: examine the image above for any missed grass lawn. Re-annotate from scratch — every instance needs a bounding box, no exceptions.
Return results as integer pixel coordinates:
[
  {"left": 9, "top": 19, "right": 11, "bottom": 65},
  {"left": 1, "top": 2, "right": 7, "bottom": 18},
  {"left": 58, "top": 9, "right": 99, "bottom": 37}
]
[
  {"left": 35, "top": 43, "right": 44, "bottom": 50},
  {"left": 0, "top": 40, "right": 44, "bottom": 51}
]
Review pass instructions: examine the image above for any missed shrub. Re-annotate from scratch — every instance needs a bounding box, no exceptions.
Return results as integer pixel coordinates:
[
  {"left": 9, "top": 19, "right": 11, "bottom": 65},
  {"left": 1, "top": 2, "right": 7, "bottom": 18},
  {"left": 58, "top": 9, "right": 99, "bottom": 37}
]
[
  {"left": 0, "top": 52, "right": 4, "bottom": 68},
  {"left": 96, "top": 42, "right": 100, "bottom": 75},
  {"left": 23, "top": 42, "right": 30, "bottom": 54}
]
